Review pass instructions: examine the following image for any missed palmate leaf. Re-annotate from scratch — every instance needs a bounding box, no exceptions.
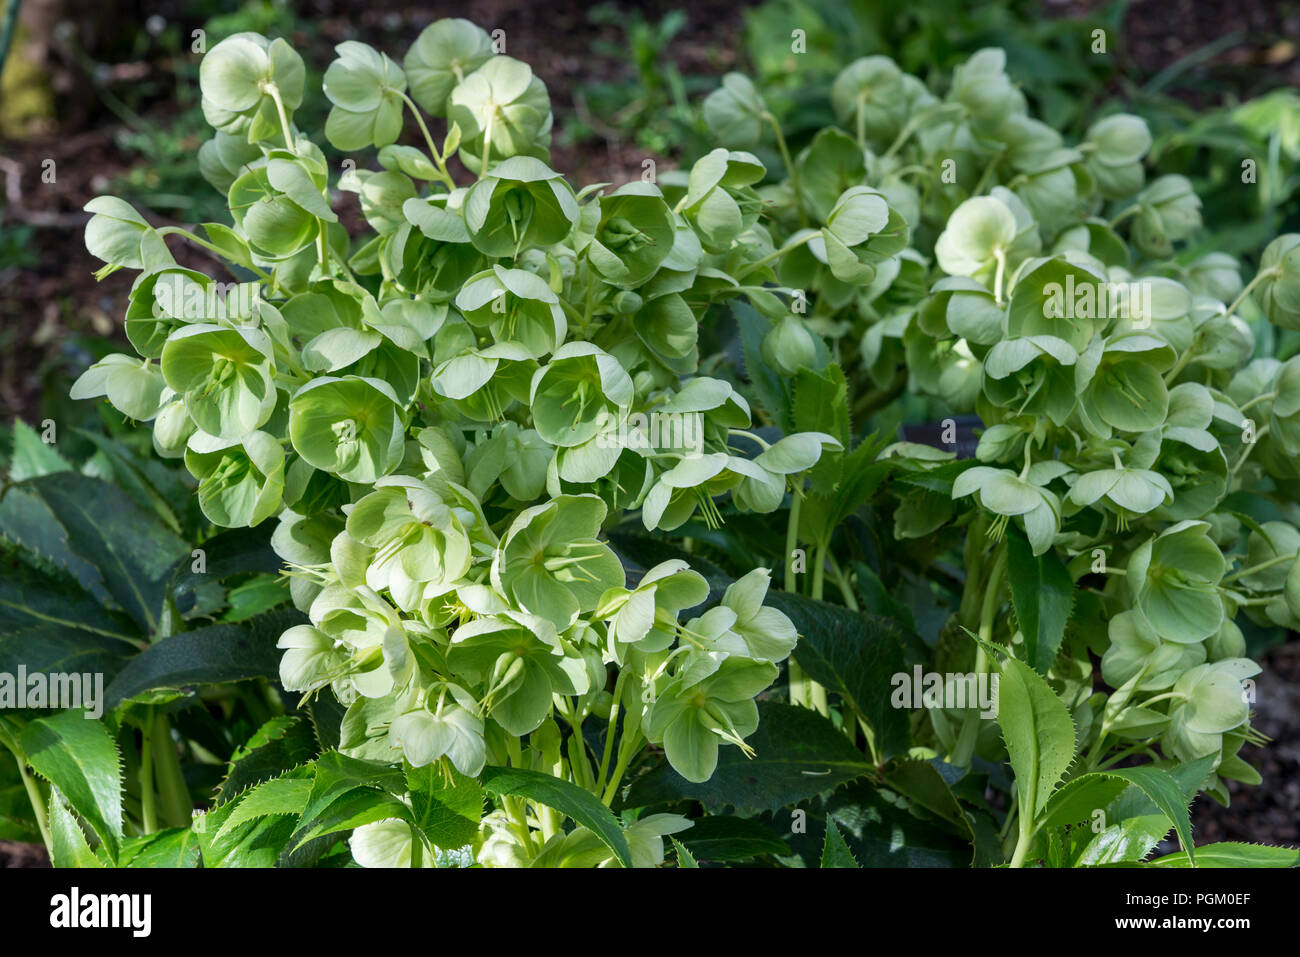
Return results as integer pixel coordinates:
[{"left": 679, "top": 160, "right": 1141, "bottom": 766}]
[
  {"left": 218, "top": 769, "right": 314, "bottom": 839},
  {"left": 771, "top": 591, "right": 910, "bottom": 760},
  {"left": 625, "top": 701, "right": 872, "bottom": 814},
  {"left": 20, "top": 711, "right": 123, "bottom": 861},
  {"left": 480, "top": 765, "right": 633, "bottom": 868},
  {"left": 674, "top": 815, "right": 789, "bottom": 862},
  {"left": 103, "top": 606, "right": 306, "bottom": 711},
  {"left": 289, "top": 751, "right": 408, "bottom": 850},
  {"left": 0, "top": 549, "right": 138, "bottom": 679},
  {"left": 215, "top": 715, "right": 319, "bottom": 804},
  {"left": 406, "top": 761, "right": 483, "bottom": 851},
  {"left": 48, "top": 786, "right": 104, "bottom": 868},
  {"left": 0, "top": 471, "right": 189, "bottom": 635}
]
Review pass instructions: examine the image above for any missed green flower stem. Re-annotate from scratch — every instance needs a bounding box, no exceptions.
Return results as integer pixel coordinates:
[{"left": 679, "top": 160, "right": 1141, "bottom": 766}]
[
  {"left": 950, "top": 542, "right": 1006, "bottom": 767},
  {"left": 1231, "top": 425, "right": 1269, "bottom": 476},
  {"left": 151, "top": 714, "right": 191, "bottom": 828},
  {"left": 155, "top": 227, "right": 273, "bottom": 282},
  {"left": 784, "top": 490, "right": 812, "bottom": 707},
  {"left": 1163, "top": 335, "right": 1201, "bottom": 384},
  {"left": 828, "top": 553, "right": 860, "bottom": 612},
  {"left": 738, "top": 232, "right": 816, "bottom": 279},
  {"left": 763, "top": 111, "right": 807, "bottom": 226},
  {"left": 1095, "top": 742, "right": 1157, "bottom": 772},
  {"left": 1008, "top": 812, "right": 1035, "bottom": 868},
  {"left": 1223, "top": 266, "right": 1281, "bottom": 320},
  {"left": 1107, "top": 203, "right": 1141, "bottom": 229},
  {"left": 806, "top": 539, "right": 830, "bottom": 716},
  {"left": 266, "top": 82, "right": 297, "bottom": 154},
  {"left": 138, "top": 713, "right": 158, "bottom": 835},
  {"left": 596, "top": 667, "right": 626, "bottom": 789},
  {"left": 600, "top": 723, "right": 644, "bottom": 806},
  {"left": 1237, "top": 390, "right": 1278, "bottom": 414},
  {"left": 480, "top": 109, "right": 496, "bottom": 177},
  {"left": 992, "top": 247, "right": 1008, "bottom": 306},
  {"left": 1224, "top": 550, "right": 1298, "bottom": 583},
  {"left": 397, "top": 92, "right": 457, "bottom": 190},
  {"left": 971, "top": 150, "right": 1004, "bottom": 198},
  {"left": 7, "top": 746, "right": 53, "bottom": 852}
]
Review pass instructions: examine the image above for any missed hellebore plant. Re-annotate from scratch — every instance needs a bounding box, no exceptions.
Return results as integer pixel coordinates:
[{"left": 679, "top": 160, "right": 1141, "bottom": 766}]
[
  {"left": 67, "top": 20, "right": 856, "bottom": 868},
  {"left": 38, "top": 24, "right": 1300, "bottom": 870}
]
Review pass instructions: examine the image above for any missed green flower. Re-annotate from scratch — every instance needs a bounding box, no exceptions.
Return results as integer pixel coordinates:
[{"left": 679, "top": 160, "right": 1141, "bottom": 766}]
[
  {"left": 949, "top": 48, "right": 1024, "bottom": 125},
  {"left": 1075, "top": 333, "right": 1175, "bottom": 435},
  {"left": 1252, "top": 234, "right": 1300, "bottom": 328},
  {"left": 646, "top": 658, "right": 778, "bottom": 783},
  {"left": 447, "top": 56, "right": 552, "bottom": 172},
  {"left": 952, "top": 465, "right": 1061, "bottom": 555},
  {"left": 718, "top": 568, "right": 797, "bottom": 662},
  {"left": 1126, "top": 521, "right": 1226, "bottom": 643},
  {"left": 345, "top": 475, "right": 475, "bottom": 601},
  {"left": 1101, "top": 610, "right": 1206, "bottom": 691},
  {"left": 199, "top": 33, "right": 305, "bottom": 143},
  {"left": 1162, "top": 659, "right": 1260, "bottom": 763},
  {"left": 160, "top": 323, "right": 276, "bottom": 440},
  {"left": 702, "top": 72, "right": 767, "bottom": 149},
  {"left": 323, "top": 41, "right": 407, "bottom": 150},
  {"left": 1132, "top": 175, "right": 1202, "bottom": 258},
  {"left": 389, "top": 683, "right": 486, "bottom": 776},
  {"left": 185, "top": 430, "right": 285, "bottom": 527},
  {"left": 1081, "top": 113, "right": 1150, "bottom": 199},
  {"left": 288, "top": 375, "right": 405, "bottom": 483},
  {"left": 490, "top": 494, "right": 625, "bottom": 629},
  {"left": 577, "top": 182, "right": 676, "bottom": 287},
  {"left": 227, "top": 152, "right": 337, "bottom": 260},
  {"left": 70, "top": 354, "right": 168, "bottom": 422},
  {"left": 595, "top": 559, "right": 710, "bottom": 654},
  {"left": 982, "top": 335, "right": 1079, "bottom": 426},
  {"left": 456, "top": 265, "right": 566, "bottom": 359},
  {"left": 403, "top": 18, "right": 494, "bottom": 116},
  {"left": 463, "top": 156, "right": 578, "bottom": 257},
  {"left": 677, "top": 148, "right": 765, "bottom": 251},
  {"left": 818, "top": 187, "right": 908, "bottom": 284},
  {"left": 529, "top": 343, "right": 633, "bottom": 447},
  {"left": 829, "top": 56, "right": 905, "bottom": 145},
  {"left": 447, "top": 611, "right": 585, "bottom": 735}
]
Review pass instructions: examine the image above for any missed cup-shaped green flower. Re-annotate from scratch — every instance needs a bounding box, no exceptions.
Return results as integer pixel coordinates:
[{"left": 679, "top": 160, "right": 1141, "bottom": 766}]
[
  {"left": 1101, "top": 610, "right": 1206, "bottom": 691},
  {"left": 935, "top": 195, "right": 1019, "bottom": 285},
  {"left": 160, "top": 323, "right": 276, "bottom": 440},
  {"left": 277, "top": 623, "right": 348, "bottom": 695},
  {"left": 829, "top": 56, "right": 905, "bottom": 145},
  {"left": 1066, "top": 463, "right": 1172, "bottom": 527},
  {"left": 1132, "top": 174, "right": 1202, "bottom": 258},
  {"left": 1252, "top": 234, "right": 1300, "bottom": 329},
  {"left": 529, "top": 343, "right": 634, "bottom": 447},
  {"left": 677, "top": 148, "right": 765, "bottom": 251},
  {"left": 1006, "top": 257, "right": 1107, "bottom": 352},
  {"left": 818, "top": 186, "right": 908, "bottom": 284},
  {"left": 577, "top": 182, "right": 676, "bottom": 287},
  {"left": 646, "top": 657, "right": 778, "bottom": 783},
  {"left": 1237, "top": 521, "right": 1300, "bottom": 593},
  {"left": 1075, "top": 333, "right": 1175, "bottom": 435},
  {"left": 641, "top": 453, "right": 741, "bottom": 532},
  {"left": 70, "top": 354, "right": 168, "bottom": 422},
  {"left": 702, "top": 72, "right": 767, "bottom": 149},
  {"left": 322, "top": 41, "right": 407, "bottom": 151},
  {"left": 199, "top": 33, "right": 305, "bottom": 143},
  {"left": 346, "top": 475, "right": 474, "bottom": 602},
  {"left": 463, "top": 156, "right": 579, "bottom": 257},
  {"left": 403, "top": 18, "right": 494, "bottom": 116},
  {"left": 718, "top": 568, "right": 797, "bottom": 662},
  {"left": 1081, "top": 113, "right": 1151, "bottom": 199},
  {"left": 948, "top": 48, "right": 1025, "bottom": 125},
  {"left": 446, "top": 611, "right": 584, "bottom": 735},
  {"left": 1267, "top": 355, "right": 1300, "bottom": 454},
  {"left": 1126, "top": 520, "right": 1226, "bottom": 643},
  {"left": 595, "top": 558, "right": 711, "bottom": 655},
  {"left": 456, "top": 266, "right": 566, "bottom": 359},
  {"left": 227, "top": 154, "right": 337, "bottom": 260},
  {"left": 185, "top": 430, "right": 285, "bottom": 527},
  {"left": 491, "top": 493, "right": 625, "bottom": 629},
  {"left": 389, "top": 683, "right": 486, "bottom": 776},
  {"left": 288, "top": 375, "right": 405, "bottom": 483},
  {"left": 447, "top": 56, "right": 552, "bottom": 172},
  {"left": 1167, "top": 658, "right": 1259, "bottom": 737},
  {"left": 761, "top": 314, "right": 819, "bottom": 375},
  {"left": 982, "top": 335, "right": 1079, "bottom": 426},
  {"left": 952, "top": 465, "right": 1061, "bottom": 555}
]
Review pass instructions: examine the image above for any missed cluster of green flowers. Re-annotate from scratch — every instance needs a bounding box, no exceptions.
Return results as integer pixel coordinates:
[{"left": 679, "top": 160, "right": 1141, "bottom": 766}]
[
  {"left": 69, "top": 21, "right": 914, "bottom": 865},
  {"left": 702, "top": 48, "right": 1300, "bottom": 802}
]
